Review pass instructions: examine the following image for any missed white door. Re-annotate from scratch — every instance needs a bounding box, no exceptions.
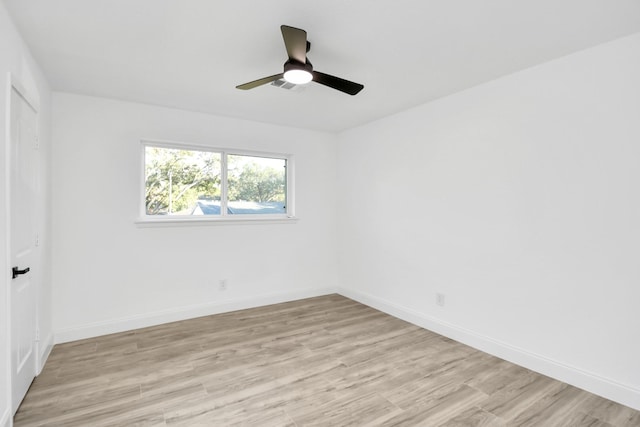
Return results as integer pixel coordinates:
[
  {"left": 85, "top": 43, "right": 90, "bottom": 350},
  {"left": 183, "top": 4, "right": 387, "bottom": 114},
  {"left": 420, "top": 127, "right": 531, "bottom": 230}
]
[{"left": 9, "top": 83, "right": 38, "bottom": 414}]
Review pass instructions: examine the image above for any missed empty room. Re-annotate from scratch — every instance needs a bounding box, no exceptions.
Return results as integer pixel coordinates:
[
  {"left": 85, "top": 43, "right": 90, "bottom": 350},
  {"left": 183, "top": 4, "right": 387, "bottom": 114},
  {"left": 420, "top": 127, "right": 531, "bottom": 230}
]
[{"left": 1, "top": 1, "right": 639, "bottom": 426}]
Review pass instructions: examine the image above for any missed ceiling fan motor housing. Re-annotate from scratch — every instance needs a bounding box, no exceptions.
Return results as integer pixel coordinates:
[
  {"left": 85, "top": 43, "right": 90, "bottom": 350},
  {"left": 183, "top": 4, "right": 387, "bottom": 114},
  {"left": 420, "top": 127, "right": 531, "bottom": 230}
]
[
  {"left": 284, "top": 60, "right": 313, "bottom": 74},
  {"left": 283, "top": 60, "right": 313, "bottom": 84}
]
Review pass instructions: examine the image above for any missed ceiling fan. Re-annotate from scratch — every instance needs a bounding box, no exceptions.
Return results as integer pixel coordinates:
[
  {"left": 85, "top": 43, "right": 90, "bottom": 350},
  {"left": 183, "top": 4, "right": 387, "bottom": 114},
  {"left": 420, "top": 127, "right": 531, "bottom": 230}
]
[{"left": 236, "top": 25, "right": 364, "bottom": 96}]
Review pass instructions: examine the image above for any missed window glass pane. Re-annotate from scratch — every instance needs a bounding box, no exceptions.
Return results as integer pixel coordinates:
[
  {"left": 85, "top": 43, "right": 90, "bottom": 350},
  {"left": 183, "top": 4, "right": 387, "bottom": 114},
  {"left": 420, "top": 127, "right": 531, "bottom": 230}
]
[
  {"left": 227, "top": 154, "right": 287, "bottom": 215},
  {"left": 145, "top": 146, "right": 221, "bottom": 215}
]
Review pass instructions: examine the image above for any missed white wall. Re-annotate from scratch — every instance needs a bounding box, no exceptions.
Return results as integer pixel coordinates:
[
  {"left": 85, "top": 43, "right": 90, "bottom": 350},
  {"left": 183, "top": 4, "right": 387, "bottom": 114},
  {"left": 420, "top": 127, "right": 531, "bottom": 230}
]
[
  {"left": 51, "top": 93, "right": 338, "bottom": 341},
  {"left": 337, "top": 33, "right": 640, "bottom": 409},
  {"left": 0, "top": 3, "right": 52, "bottom": 425}
]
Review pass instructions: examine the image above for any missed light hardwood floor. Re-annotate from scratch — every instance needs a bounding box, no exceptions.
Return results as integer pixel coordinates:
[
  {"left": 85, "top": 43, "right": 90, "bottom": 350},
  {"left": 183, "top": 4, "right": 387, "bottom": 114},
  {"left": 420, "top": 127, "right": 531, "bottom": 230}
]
[{"left": 14, "top": 295, "right": 640, "bottom": 426}]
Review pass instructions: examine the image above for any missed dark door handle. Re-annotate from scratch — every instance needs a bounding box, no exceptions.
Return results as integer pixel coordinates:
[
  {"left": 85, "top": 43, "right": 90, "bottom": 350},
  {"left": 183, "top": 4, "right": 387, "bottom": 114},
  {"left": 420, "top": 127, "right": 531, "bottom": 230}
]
[{"left": 12, "top": 266, "right": 30, "bottom": 279}]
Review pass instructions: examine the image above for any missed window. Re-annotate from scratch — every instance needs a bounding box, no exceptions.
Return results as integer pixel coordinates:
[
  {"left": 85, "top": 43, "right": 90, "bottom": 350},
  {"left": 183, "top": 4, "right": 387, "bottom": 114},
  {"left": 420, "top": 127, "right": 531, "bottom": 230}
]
[
  {"left": 226, "top": 154, "right": 287, "bottom": 215},
  {"left": 142, "top": 142, "right": 292, "bottom": 221}
]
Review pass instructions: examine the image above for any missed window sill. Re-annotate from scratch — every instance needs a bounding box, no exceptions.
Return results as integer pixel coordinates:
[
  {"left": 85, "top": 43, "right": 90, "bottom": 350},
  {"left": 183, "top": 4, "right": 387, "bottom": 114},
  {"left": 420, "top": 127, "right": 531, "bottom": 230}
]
[{"left": 135, "top": 215, "right": 298, "bottom": 227}]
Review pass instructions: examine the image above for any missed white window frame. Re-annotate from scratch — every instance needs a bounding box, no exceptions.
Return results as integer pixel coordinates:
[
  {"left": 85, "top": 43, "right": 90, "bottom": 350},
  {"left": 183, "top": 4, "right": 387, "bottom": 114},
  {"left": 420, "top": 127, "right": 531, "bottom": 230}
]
[{"left": 136, "top": 139, "right": 296, "bottom": 226}]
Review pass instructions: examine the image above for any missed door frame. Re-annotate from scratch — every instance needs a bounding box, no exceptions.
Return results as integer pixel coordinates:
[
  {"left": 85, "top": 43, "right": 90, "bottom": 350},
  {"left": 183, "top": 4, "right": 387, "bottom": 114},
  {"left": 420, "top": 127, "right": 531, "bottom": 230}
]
[{"left": 4, "top": 72, "right": 41, "bottom": 417}]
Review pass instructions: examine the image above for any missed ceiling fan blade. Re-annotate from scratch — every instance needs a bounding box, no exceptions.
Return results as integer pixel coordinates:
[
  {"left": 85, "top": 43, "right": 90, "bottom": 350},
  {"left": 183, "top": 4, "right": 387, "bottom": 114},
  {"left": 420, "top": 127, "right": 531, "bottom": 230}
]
[
  {"left": 281, "top": 25, "right": 307, "bottom": 63},
  {"left": 312, "top": 71, "right": 364, "bottom": 96},
  {"left": 236, "top": 73, "right": 284, "bottom": 90}
]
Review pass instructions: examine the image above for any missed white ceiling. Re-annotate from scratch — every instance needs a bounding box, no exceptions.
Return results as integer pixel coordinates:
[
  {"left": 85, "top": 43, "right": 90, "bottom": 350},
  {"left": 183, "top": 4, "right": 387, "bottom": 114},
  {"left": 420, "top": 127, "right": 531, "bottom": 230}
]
[{"left": 5, "top": 0, "right": 640, "bottom": 132}]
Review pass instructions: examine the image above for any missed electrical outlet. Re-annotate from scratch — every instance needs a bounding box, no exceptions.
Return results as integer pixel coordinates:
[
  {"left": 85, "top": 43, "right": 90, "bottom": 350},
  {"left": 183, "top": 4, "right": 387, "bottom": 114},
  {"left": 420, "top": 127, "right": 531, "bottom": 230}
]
[
  {"left": 219, "top": 279, "right": 227, "bottom": 291},
  {"left": 436, "top": 293, "right": 445, "bottom": 307}
]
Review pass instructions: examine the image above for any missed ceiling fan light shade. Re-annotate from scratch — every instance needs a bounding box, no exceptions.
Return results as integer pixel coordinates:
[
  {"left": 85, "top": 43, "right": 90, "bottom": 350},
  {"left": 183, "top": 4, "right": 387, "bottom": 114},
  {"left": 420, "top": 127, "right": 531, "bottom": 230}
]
[{"left": 283, "top": 69, "right": 312, "bottom": 84}]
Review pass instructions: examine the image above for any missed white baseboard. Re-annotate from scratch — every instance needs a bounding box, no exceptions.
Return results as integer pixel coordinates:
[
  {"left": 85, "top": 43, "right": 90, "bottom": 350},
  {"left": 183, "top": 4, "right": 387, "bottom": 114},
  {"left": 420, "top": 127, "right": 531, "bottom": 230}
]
[
  {"left": 0, "top": 407, "right": 10, "bottom": 427},
  {"left": 54, "top": 287, "right": 336, "bottom": 344},
  {"left": 37, "top": 332, "right": 54, "bottom": 375},
  {"left": 337, "top": 287, "right": 640, "bottom": 411}
]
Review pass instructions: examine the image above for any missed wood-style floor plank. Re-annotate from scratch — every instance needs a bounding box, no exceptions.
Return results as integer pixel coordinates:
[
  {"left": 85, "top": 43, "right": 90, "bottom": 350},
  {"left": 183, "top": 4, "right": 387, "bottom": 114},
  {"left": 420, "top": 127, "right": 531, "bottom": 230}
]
[{"left": 14, "top": 294, "right": 639, "bottom": 426}]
